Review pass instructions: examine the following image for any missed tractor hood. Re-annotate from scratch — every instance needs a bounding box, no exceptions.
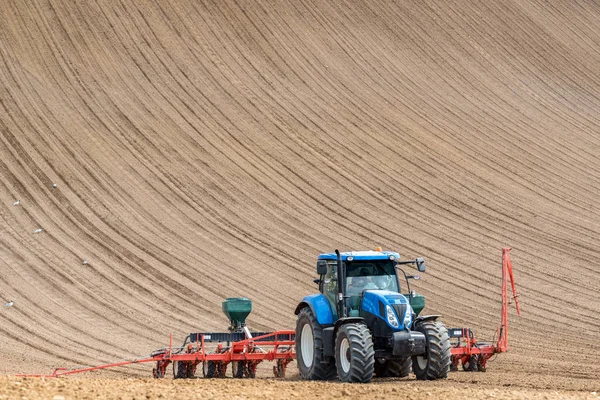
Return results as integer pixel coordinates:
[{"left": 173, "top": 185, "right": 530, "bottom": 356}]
[{"left": 361, "top": 290, "right": 413, "bottom": 330}]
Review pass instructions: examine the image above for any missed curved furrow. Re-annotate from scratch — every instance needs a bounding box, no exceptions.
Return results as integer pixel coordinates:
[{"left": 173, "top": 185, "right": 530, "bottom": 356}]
[
  {"left": 394, "top": 1, "right": 600, "bottom": 181},
  {"left": 314, "top": 4, "right": 600, "bottom": 260},
  {"left": 98, "top": 1, "right": 548, "bottom": 330},
  {"left": 180, "top": 1, "right": 540, "bottom": 262},
  {"left": 0, "top": 94, "right": 230, "bottom": 334},
  {"left": 346, "top": 0, "right": 600, "bottom": 186},
  {"left": 56, "top": 1, "right": 390, "bottom": 324},
  {"left": 0, "top": 139, "right": 215, "bottom": 341},
  {"left": 3, "top": 0, "right": 314, "bottom": 322},
  {"left": 96, "top": 0, "right": 386, "bottom": 260},
  {"left": 195, "top": 2, "right": 588, "bottom": 268},
  {"left": 103, "top": 2, "right": 342, "bottom": 262},
  {"left": 342, "top": 1, "right": 600, "bottom": 214}
]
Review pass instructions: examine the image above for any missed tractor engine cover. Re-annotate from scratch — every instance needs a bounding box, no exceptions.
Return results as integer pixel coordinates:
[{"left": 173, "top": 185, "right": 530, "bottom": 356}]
[{"left": 391, "top": 331, "right": 427, "bottom": 356}]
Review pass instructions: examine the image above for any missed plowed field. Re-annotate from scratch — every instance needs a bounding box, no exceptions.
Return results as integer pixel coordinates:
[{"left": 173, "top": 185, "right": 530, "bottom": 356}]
[{"left": 1, "top": 0, "right": 599, "bottom": 398}]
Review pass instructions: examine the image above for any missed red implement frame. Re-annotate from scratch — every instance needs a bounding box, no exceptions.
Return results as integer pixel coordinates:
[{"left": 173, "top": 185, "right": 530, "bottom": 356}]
[
  {"left": 449, "top": 248, "right": 521, "bottom": 372},
  {"left": 17, "top": 330, "right": 295, "bottom": 379}
]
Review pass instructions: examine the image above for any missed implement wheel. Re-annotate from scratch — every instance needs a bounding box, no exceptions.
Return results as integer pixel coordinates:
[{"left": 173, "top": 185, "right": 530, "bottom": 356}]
[
  {"left": 174, "top": 361, "right": 196, "bottom": 379},
  {"left": 175, "top": 361, "right": 186, "bottom": 379},
  {"left": 295, "top": 307, "right": 336, "bottom": 380},
  {"left": 248, "top": 361, "right": 257, "bottom": 378},
  {"left": 335, "top": 323, "right": 375, "bottom": 383},
  {"left": 462, "top": 355, "right": 478, "bottom": 372},
  {"left": 233, "top": 361, "right": 242, "bottom": 378},
  {"left": 477, "top": 356, "right": 487, "bottom": 372},
  {"left": 206, "top": 361, "right": 217, "bottom": 378},
  {"left": 412, "top": 321, "right": 451, "bottom": 380},
  {"left": 233, "top": 361, "right": 255, "bottom": 378},
  {"left": 153, "top": 360, "right": 168, "bottom": 378},
  {"left": 273, "top": 359, "right": 288, "bottom": 378},
  {"left": 206, "top": 360, "right": 228, "bottom": 378}
]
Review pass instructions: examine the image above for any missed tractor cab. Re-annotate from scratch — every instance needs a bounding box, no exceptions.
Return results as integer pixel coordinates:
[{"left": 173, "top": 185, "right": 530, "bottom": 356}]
[{"left": 316, "top": 250, "right": 423, "bottom": 319}]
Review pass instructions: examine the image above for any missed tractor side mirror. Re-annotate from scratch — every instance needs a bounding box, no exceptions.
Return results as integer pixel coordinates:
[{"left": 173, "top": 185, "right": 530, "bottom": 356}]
[
  {"left": 317, "top": 260, "right": 327, "bottom": 275},
  {"left": 416, "top": 258, "right": 426, "bottom": 272}
]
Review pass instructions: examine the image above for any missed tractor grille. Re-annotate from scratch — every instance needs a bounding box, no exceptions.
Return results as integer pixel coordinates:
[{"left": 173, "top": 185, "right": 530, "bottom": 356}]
[{"left": 392, "top": 304, "right": 407, "bottom": 320}]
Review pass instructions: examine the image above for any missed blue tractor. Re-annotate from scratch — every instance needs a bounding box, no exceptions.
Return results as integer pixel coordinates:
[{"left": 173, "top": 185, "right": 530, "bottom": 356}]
[{"left": 294, "top": 249, "right": 451, "bottom": 383}]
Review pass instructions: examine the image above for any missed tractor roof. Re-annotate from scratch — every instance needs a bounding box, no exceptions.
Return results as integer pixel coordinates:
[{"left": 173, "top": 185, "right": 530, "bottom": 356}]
[{"left": 318, "top": 250, "right": 400, "bottom": 261}]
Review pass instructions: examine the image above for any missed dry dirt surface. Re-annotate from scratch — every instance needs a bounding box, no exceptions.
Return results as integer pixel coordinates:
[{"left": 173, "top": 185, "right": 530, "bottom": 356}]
[
  {"left": 1, "top": 375, "right": 600, "bottom": 400},
  {"left": 1, "top": 0, "right": 600, "bottom": 398}
]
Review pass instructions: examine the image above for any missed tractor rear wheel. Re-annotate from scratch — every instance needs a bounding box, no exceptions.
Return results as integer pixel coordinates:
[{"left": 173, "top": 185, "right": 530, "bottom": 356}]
[
  {"left": 335, "top": 323, "right": 375, "bottom": 383},
  {"left": 412, "top": 320, "right": 451, "bottom": 380},
  {"left": 295, "top": 307, "right": 336, "bottom": 380},
  {"left": 374, "top": 357, "right": 411, "bottom": 378}
]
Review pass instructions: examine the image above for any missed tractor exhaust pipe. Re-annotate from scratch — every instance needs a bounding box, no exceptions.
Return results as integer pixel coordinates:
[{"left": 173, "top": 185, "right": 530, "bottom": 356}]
[{"left": 335, "top": 249, "right": 347, "bottom": 318}]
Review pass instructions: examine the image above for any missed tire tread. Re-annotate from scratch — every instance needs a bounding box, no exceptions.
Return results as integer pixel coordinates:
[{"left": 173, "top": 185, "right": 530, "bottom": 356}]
[{"left": 412, "top": 320, "right": 451, "bottom": 380}]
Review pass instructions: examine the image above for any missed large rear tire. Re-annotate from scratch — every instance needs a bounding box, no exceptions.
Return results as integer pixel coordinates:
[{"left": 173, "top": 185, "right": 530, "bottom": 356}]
[
  {"left": 295, "top": 307, "right": 336, "bottom": 380},
  {"left": 335, "top": 323, "right": 375, "bottom": 383},
  {"left": 412, "top": 320, "right": 451, "bottom": 380},
  {"left": 374, "top": 357, "right": 411, "bottom": 378}
]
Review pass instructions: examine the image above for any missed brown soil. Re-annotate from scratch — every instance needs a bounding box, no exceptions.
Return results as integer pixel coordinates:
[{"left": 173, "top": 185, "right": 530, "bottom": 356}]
[
  {"left": 1, "top": 0, "right": 600, "bottom": 398},
  {"left": 1, "top": 375, "right": 599, "bottom": 400}
]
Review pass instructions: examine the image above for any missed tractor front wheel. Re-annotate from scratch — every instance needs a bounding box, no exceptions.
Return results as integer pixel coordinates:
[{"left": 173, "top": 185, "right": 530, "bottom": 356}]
[
  {"left": 295, "top": 307, "right": 337, "bottom": 380},
  {"left": 412, "top": 320, "right": 451, "bottom": 380},
  {"left": 335, "top": 323, "right": 375, "bottom": 383}
]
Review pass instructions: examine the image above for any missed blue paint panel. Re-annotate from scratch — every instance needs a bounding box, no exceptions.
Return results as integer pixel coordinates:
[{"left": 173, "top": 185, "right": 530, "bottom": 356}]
[
  {"left": 362, "top": 290, "right": 410, "bottom": 330},
  {"left": 301, "top": 294, "right": 334, "bottom": 325},
  {"left": 362, "top": 291, "right": 381, "bottom": 316}
]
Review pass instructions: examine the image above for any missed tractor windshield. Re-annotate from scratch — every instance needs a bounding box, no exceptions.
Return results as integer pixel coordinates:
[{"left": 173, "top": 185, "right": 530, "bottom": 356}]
[{"left": 346, "top": 260, "right": 399, "bottom": 295}]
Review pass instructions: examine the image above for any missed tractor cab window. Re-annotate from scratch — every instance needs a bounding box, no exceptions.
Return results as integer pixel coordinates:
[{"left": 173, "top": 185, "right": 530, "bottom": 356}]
[{"left": 346, "top": 261, "right": 399, "bottom": 295}]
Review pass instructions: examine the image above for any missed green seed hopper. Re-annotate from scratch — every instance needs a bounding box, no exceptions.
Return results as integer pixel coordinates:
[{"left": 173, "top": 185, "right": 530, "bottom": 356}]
[{"left": 222, "top": 297, "right": 252, "bottom": 331}]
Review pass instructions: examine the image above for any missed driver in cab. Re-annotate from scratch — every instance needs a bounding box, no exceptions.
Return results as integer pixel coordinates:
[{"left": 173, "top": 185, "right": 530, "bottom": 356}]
[
  {"left": 347, "top": 268, "right": 378, "bottom": 295},
  {"left": 348, "top": 270, "right": 393, "bottom": 295},
  {"left": 348, "top": 275, "right": 377, "bottom": 295}
]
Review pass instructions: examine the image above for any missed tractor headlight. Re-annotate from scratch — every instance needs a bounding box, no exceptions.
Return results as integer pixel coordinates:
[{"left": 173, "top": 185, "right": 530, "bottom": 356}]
[
  {"left": 386, "top": 305, "right": 399, "bottom": 328},
  {"left": 403, "top": 304, "right": 412, "bottom": 327}
]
